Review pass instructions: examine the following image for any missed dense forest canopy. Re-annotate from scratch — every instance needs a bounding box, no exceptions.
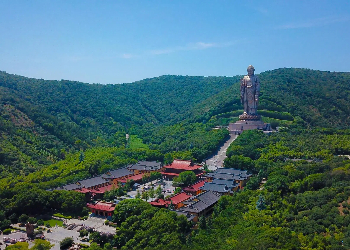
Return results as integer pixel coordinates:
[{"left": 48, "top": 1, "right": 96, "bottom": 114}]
[
  {"left": 188, "top": 129, "right": 350, "bottom": 249},
  {"left": 1, "top": 68, "right": 350, "bottom": 249},
  {"left": 1, "top": 68, "right": 350, "bottom": 173}
]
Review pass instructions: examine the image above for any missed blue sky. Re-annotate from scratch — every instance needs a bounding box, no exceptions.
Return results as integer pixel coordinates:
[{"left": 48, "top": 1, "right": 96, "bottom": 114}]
[{"left": 0, "top": 0, "right": 349, "bottom": 84}]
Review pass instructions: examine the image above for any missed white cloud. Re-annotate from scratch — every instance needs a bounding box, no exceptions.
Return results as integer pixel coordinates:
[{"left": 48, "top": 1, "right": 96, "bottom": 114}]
[
  {"left": 190, "top": 42, "right": 215, "bottom": 49},
  {"left": 148, "top": 41, "right": 238, "bottom": 56},
  {"left": 253, "top": 6, "right": 268, "bottom": 15},
  {"left": 121, "top": 40, "right": 240, "bottom": 59},
  {"left": 121, "top": 53, "right": 134, "bottom": 59},
  {"left": 277, "top": 16, "right": 349, "bottom": 29}
]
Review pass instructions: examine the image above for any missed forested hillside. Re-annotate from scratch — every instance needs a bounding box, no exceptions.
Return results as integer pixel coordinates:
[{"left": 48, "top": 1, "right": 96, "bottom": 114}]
[
  {"left": 0, "top": 72, "right": 236, "bottom": 177},
  {"left": 188, "top": 129, "right": 350, "bottom": 249},
  {"left": 189, "top": 68, "right": 350, "bottom": 128},
  {"left": 1, "top": 68, "right": 350, "bottom": 179},
  {"left": 1, "top": 68, "right": 350, "bottom": 249}
]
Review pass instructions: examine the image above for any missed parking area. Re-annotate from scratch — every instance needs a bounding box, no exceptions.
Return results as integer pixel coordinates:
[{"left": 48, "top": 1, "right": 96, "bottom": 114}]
[
  {"left": 45, "top": 226, "right": 82, "bottom": 250},
  {"left": 2, "top": 216, "right": 116, "bottom": 250},
  {"left": 0, "top": 179, "right": 176, "bottom": 250},
  {"left": 66, "top": 217, "right": 115, "bottom": 234},
  {"left": 1, "top": 232, "right": 34, "bottom": 250}
]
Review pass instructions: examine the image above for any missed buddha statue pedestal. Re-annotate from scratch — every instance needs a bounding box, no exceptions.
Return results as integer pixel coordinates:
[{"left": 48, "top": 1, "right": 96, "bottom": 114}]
[{"left": 228, "top": 117, "right": 271, "bottom": 134}]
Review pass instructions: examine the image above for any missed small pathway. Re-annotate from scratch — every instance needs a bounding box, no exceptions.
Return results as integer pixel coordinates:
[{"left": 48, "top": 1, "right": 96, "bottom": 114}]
[{"left": 205, "top": 134, "right": 238, "bottom": 170}]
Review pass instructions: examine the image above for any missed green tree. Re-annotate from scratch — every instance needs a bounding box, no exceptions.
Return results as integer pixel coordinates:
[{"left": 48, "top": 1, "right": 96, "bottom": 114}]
[
  {"left": 112, "top": 199, "right": 153, "bottom": 225},
  {"left": 174, "top": 187, "right": 182, "bottom": 194},
  {"left": 37, "top": 219, "right": 44, "bottom": 226},
  {"left": 6, "top": 242, "right": 29, "bottom": 250},
  {"left": 155, "top": 185, "right": 162, "bottom": 198},
  {"left": 79, "top": 229, "right": 88, "bottom": 237},
  {"left": 30, "top": 239, "right": 54, "bottom": 250},
  {"left": 150, "top": 171, "right": 162, "bottom": 181},
  {"left": 0, "top": 211, "right": 11, "bottom": 230},
  {"left": 173, "top": 171, "right": 196, "bottom": 187},
  {"left": 135, "top": 190, "right": 141, "bottom": 199},
  {"left": 79, "top": 151, "right": 84, "bottom": 163},
  {"left": 224, "top": 155, "right": 255, "bottom": 173},
  {"left": 256, "top": 195, "right": 266, "bottom": 211},
  {"left": 142, "top": 173, "right": 150, "bottom": 183},
  {"left": 123, "top": 179, "right": 135, "bottom": 191},
  {"left": 9, "top": 213, "right": 18, "bottom": 223},
  {"left": 18, "top": 214, "right": 29, "bottom": 224},
  {"left": 87, "top": 243, "right": 102, "bottom": 250},
  {"left": 28, "top": 217, "right": 37, "bottom": 224},
  {"left": 103, "top": 243, "right": 112, "bottom": 250},
  {"left": 60, "top": 237, "right": 73, "bottom": 250},
  {"left": 199, "top": 216, "right": 207, "bottom": 229},
  {"left": 149, "top": 187, "right": 155, "bottom": 198},
  {"left": 141, "top": 191, "right": 149, "bottom": 201},
  {"left": 246, "top": 176, "right": 261, "bottom": 190},
  {"left": 164, "top": 153, "right": 174, "bottom": 165}
]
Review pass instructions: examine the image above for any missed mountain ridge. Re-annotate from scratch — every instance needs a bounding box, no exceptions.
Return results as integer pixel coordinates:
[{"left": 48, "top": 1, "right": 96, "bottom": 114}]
[{"left": 1, "top": 68, "right": 350, "bottom": 178}]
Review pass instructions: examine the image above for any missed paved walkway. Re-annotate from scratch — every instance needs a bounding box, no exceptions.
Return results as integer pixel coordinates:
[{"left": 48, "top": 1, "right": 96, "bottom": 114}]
[
  {"left": 205, "top": 134, "right": 238, "bottom": 170},
  {"left": 45, "top": 226, "right": 82, "bottom": 250},
  {"left": 66, "top": 217, "right": 115, "bottom": 234},
  {"left": 127, "top": 180, "right": 175, "bottom": 199}
]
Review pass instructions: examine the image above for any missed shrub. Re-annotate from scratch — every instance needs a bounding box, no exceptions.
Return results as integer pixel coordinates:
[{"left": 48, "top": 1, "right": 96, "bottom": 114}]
[
  {"left": 18, "top": 214, "right": 29, "bottom": 224},
  {"left": 60, "top": 237, "right": 74, "bottom": 249},
  {"left": 9, "top": 213, "right": 18, "bottom": 224},
  {"left": 3, "top": 228, "right": 12, "bottom": 234},
  {"left": 79, "top": 229, "right": 89, "bottom": 237},
  {"left": 37, "top": 220, "right": 44, "bottom": 226},
  {"left": 53, "top": 213, "right": 72, "bottom": 219},
  {"left": 28, "top": 217, "right": 37, "bottom": 224}
]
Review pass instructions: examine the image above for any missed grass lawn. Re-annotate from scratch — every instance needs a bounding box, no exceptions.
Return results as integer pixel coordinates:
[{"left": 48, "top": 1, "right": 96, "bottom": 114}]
[
  {"left": 128, "top": 135, "right": 149, "bottom": 149},
  {"left": 44, "top": 219, "right": 63, "bottom": 227}
]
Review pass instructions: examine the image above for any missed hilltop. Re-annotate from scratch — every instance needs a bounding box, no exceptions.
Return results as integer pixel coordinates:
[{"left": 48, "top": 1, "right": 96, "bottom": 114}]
[
  {"left": 1, "top": 68, "right": 350, "bottom": 177},
  {"left": 1, "top": 68, "right": 350, "bottom": 249}
]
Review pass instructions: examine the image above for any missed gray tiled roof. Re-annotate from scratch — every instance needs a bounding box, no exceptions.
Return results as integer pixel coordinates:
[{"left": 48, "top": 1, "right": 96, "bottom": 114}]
[
  {"left": 206, "top": 173, "right": 235, "bottom": 180},
  {"left": 215, "top": 168, "right": 249, "bottom": 175},
  {"left": 206, "top": 168, "right": 252, "bottom": 180},
  {"left": 102, "top": 168, "right": 133, "bottom": 179},
  {"left": 210, "top": 179, "right": 238, "bottom": 188},
  {"left": 128, "top": 161, "right": 162, "bottom": 171},
  {"left": 79, "top": 176, "right": 108, "bottom": 188},
  {"left": 55, "top": 183, "right": 80, "bottom": 191},
  {"left": 200, "top": 182, "right": 234, "bottom": 194},
  {"left": 183, "top": 190, "right": 221, "bottom": 207},
  {"left": 175, "top": 211, "right": 196, "bottom": 221},
  {"left": 181, "top": 200, "right": 208, "bottom": 213},
  {"left": 181, "top": 191, "right": 221, "bottom": 214}
]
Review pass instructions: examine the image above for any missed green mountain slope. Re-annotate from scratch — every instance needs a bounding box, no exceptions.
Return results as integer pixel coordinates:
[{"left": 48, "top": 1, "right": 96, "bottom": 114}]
[
  {"left": 0, "top": 68, "right": 350, "bottom": 177},
  {"left": 189, "top": 68, "right": 350, "bottom": 128}
]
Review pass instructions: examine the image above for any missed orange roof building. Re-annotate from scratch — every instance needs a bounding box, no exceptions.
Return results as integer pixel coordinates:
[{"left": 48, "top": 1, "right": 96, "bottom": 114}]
[
  {"left": 149, "top": 192, "right": 192, "bottom": 209},
  {"left": 117, "top": 173, "right": 144, "bottom": 183},
  {"left": 183, "top": 180, "right": 206, "bottom": 195},
  {"left": 161, "top": 160, "right": 204, "bottom": 179},
  {"left": 87, "top": 202, "right": 116, "bottom": 217}
]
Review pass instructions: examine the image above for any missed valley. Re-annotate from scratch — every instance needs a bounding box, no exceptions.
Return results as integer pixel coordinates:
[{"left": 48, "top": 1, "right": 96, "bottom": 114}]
[{"left": 1, "top": 68, "right": 350, "bottom": 249}]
